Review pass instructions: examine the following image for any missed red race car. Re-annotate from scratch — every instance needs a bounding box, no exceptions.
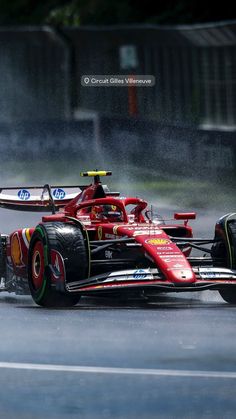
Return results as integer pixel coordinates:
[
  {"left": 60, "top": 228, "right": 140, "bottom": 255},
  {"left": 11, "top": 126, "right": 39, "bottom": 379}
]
[{"left": 0, "top": 170, "right": 236, "bottom": 307}]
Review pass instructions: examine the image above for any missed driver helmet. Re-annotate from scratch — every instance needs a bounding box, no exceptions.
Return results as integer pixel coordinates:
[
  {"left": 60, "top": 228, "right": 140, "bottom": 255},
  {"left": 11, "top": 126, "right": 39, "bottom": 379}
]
[{"left": 92, "top": 205, "right": 123, "bottom": 221}]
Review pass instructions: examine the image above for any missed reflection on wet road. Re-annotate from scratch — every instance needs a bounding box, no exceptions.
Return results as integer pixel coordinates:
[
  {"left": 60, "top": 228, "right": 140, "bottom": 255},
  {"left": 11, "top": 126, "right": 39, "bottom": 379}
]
[{"left": 1, "top": 292, "right": 236, "bottom": 418}]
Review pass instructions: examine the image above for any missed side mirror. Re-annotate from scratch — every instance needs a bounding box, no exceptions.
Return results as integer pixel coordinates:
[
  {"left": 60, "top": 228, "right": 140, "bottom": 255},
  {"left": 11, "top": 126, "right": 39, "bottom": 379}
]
[{"left": 174, "top": 212, "right": 196, "bottom": 220}]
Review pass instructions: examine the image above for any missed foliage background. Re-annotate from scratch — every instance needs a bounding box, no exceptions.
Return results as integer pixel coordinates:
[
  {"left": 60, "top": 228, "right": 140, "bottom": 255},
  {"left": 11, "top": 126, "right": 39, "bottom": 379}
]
[{"left": 0, "top": 0, "right": 234, "bottom": 26}]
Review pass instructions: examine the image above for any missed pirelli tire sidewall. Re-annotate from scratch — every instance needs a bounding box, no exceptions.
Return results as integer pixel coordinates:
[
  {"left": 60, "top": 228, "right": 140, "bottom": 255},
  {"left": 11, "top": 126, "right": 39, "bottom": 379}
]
[
  {"left": 227, "top": 220, "right": 236, "bottom": 269},
  {"left": 28, "top": 222, "right": 89, "bottom": 307},
  {"left": 212, "top": 214, "right": 236, "bottom": 304},
  {"left": 212, "top": 215, "right": 236, "bottom": 270},
  {"left": 0, "top": 235, "right": 6, "bottom": 278}
]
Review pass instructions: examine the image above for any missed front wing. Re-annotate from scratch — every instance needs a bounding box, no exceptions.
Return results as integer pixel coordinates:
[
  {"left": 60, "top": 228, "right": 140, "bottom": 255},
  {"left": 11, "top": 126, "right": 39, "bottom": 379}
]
[{"left": 65, "top": 267, "right": 236, "bottom": 294}]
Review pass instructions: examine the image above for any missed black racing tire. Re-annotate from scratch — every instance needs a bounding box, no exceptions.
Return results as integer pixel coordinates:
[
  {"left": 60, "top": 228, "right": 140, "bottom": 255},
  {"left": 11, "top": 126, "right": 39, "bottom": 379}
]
[
  {"left": 212, "top": 217, "right": 236, "bottom": 304},
  {"left": 211, "top": 241, "right": 227, "bottom": 268},
  {"left": 28, "top": 222, "right": 90, "bottom": 307},
  {"left": 0, "top": 235, "right": 6, "bottom": 279},
  {"left": 218, "top": 288, "right": 236, "bottom": 304},
  {"left": 219, "top": 220, "right": 236, "bottom": 304},
  {"left": 227, "top": 220, "right": 236, "bottom": 268}
]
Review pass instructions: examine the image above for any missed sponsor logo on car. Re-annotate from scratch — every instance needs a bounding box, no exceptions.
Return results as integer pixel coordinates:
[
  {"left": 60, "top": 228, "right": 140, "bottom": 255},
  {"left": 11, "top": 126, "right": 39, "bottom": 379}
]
[
  {"left": 199, "top": 269, "right": 218, "bottom": 278},
  {"left": 133, "top": 226, "right": 161, "bottom": 231},
  {"left": 133, "top": 229, "right": 162, "bottom": 236},
  {"left": 22, "top": 228, "right": 32, "bottom": 248},
  {"left": 113, "top": 225, "right": 162, "bottom": 235},
  {"left": 50, "top": 250, "right": 65, "bottom": 284},
  {"left": 146, "top": 238, "right": 170, "bottom": 245},
  {"left": 133, "top": 269, "right": 147, "bottom": 279},
  {"left": 53, "top": 188, "right": 66, "bottom": 200},
  {"left": 98, "top": 226, "right": 103, "bottom": 240},
  {"left": 105, "top": 250, "right": 113, "bottom": 259},
  {"left": 11, "top": 232, "right": 23, "bottom": 266},
  {"left": 159, "top": 254, "right": 184, "bottom": 259},
  {"left": 106, "top": 269, "right": 154, "bottom": 281},
  {"left": 18, "top": 189, "right": 30, "bottom": 201},
  {"left": 113, "top": 225, "right": 120, "bottom": 234},
  {"left": 105, "top": 233, "right": 117, "bottom": 239}
]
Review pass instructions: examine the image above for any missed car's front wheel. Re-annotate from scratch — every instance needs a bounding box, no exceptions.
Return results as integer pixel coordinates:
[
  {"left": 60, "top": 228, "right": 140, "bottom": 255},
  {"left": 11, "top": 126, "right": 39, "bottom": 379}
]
[
  {"left": 28, "top": 222, "right": 89, "bottom": 307},
  {"left": 212, "top": 214, "right": 236, "bottom": 304}
]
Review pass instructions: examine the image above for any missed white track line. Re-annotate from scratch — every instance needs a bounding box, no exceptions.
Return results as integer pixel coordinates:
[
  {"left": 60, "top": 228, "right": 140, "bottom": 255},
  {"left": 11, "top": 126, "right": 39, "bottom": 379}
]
[{"left": 0, "top": 362, "right": 236, "bottom": 378}]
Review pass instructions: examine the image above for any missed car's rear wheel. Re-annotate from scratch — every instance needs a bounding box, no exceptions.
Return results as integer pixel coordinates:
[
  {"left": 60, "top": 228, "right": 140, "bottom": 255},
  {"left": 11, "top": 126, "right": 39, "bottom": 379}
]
[
  {"left": 28, "top": 222, "right": 90, "bottom": 307},
  {"left": 212, "top": 214, "right": 236, "bottom": 304},
  {"left": 0, "top": 235, "right": 6, "bottom": 279}
]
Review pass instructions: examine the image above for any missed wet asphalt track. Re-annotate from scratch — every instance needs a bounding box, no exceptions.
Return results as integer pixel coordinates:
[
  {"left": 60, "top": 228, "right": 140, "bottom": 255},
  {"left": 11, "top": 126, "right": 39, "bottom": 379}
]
[{"left": 1, "top": 208, "right": 236, "bottom": 418}]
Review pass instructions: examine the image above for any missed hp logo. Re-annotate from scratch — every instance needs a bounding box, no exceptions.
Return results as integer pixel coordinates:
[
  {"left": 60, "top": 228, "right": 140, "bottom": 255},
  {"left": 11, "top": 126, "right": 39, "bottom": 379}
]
[
  {"left": 133, "top": 269, "right": 147, "bottom": 279},
  {"left": 53, "top": 188, "right": 66, "bottom": 200},
  {"left": 18, "top": 189, "right": 31, "bottom": 201}
]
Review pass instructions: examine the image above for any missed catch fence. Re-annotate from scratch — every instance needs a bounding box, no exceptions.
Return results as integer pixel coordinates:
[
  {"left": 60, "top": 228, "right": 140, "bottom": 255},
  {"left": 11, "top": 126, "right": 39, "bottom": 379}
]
[{"left": 1, "top": 22, "right": 236, "bottom": 128}]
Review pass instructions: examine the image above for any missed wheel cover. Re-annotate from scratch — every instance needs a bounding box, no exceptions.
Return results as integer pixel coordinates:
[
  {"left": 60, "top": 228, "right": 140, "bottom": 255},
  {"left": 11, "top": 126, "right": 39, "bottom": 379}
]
[{"left": 31, "top": 241, "right": 45, "bottom": 290}]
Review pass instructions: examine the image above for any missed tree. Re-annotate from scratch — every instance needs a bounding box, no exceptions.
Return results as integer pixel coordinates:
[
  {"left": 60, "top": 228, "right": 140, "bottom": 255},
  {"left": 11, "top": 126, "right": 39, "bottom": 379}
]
[{"left": 0, "top": 0, "right": 234, "bottom": 25}]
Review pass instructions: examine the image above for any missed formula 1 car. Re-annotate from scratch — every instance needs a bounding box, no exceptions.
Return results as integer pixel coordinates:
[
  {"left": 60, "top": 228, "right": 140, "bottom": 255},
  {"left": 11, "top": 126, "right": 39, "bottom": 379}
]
[{"left": 0, "top": 170, "right": 236, "bottom": 307}]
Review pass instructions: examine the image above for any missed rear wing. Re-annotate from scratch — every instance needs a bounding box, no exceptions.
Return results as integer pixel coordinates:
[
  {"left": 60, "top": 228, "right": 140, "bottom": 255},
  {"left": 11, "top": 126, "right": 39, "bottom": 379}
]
[{"left": 0, "top": 185, "right": 86, "bottom": 212}]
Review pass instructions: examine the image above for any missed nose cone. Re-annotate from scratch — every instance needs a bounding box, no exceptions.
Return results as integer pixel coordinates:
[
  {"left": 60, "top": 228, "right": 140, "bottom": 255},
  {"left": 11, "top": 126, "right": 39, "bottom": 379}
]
[
  {"left": 162, "top": 268, "right": 196, "bottom": 283},
  {"left": 137, "top": 236, "right": 196, "bottom": 284}
]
